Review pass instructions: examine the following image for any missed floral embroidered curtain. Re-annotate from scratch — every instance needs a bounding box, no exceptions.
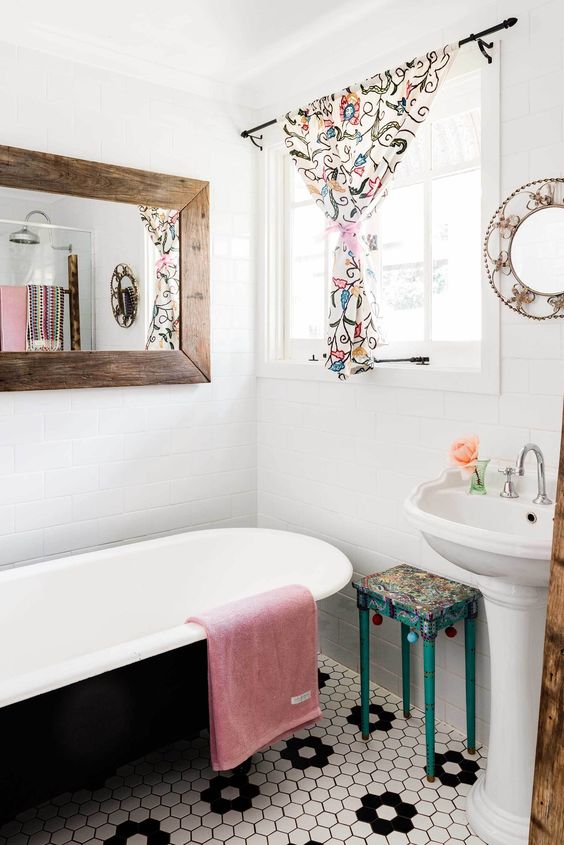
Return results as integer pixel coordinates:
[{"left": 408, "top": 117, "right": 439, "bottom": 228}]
[
  {"left": 282, "top": 45, "right": 457, "bottom": 378},
  {"left": 139, "top": 206, "right": 180, "bottom": 350}
]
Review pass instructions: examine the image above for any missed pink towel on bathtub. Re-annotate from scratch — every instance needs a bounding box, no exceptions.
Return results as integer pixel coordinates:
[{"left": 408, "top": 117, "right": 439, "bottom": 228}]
[
  {"left": 0, "top": 286, "right": 27, "bottom": 351},
  {"left": 187, "top": 584, "right": 321, "bottom": 772}
]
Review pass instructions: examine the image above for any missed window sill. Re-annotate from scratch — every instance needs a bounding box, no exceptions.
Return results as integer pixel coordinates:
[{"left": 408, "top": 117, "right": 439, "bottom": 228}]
[{"left": 257, "top": 358, "right": 500, "bottom": 394}]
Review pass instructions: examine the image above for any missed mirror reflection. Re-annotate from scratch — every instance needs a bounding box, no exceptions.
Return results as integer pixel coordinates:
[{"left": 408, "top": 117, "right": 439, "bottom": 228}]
[
  {"left": 0, "top": 187, "right": 180, "bottom": 352},
  {"left": 511, "top": 206, "right": 564, "bottom": 295}
]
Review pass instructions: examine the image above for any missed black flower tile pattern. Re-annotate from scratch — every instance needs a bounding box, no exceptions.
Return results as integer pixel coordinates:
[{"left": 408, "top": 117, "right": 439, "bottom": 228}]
[
  {"left": 200, "top": 773, "right": 261, "bottom": 814},
  {"left": 0, "top": 655, "right": 487, "bottom": 844},
  {"left": 279, "top": 736, "right": 335, "bottom": 771},
  {"left": 429, "top": 750, "right": 481, "bottom": 788},
  {"left": 356, "top": 790, "right": 418, "bottom": 836},
  {"left": 347, "top": 702, "right": 396, "bottom": 734}
]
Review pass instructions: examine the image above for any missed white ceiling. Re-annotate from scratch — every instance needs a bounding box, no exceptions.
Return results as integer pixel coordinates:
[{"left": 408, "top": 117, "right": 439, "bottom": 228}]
[{"left": 1, "top": 0, "right": 501, "bottom": 112}]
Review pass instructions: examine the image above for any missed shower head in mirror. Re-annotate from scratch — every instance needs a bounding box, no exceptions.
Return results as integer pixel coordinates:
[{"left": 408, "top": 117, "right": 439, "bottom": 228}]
[
  {"left": 9, "top": 224, "right": 40, "bottom": 245},
  {"left": 9, "top": 210, "right": 72, "bottom": 251}
]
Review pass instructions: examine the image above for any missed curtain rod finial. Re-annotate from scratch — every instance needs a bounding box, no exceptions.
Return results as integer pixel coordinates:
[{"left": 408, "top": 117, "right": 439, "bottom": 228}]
[{"left": 505, "top": 17, "right": 518, "bottom": 28}]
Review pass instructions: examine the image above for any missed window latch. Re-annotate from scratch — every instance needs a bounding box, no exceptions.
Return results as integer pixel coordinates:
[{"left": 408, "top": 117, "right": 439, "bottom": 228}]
[{"left": 374, "top": 356, "right": 430, "bottom": 365}]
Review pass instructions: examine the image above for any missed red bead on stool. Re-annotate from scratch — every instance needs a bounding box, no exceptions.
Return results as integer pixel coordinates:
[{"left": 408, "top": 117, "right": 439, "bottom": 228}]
[
  {"left": 372, "top": 613, "right": 383, "bottom": 626},
  {"left": 445, "top": 626, "right": 458, "bottom": 638}
]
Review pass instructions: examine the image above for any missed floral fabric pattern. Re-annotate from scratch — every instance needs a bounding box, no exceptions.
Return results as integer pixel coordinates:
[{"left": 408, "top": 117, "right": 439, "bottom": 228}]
[
  {"left": 139, "top": 206, "right": 180, "bottom": 350},
  {"left": 282, "top": 45, "right": 457, "bottom": 378}
]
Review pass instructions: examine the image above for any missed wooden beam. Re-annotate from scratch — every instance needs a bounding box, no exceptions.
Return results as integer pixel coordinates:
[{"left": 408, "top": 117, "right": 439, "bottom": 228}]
[
  {"left": 529, "top": 400, "right": 564, "bottom": 844},
  {"left": 67, "top": 254, "right": 81, "bottom": 351},
  {"left": 180, "top": 186, "right": 211, "bottom": 382},
  {"left": 0, "top": 145, "right": 206, "bottom": 209},
  {"left": 0, "top": 351, "right": 206, "bottom": 391}
]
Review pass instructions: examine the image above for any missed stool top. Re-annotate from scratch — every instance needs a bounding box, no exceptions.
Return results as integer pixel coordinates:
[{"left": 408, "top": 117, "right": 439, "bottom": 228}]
[{"left": 354, "top": 564, "right": 480, "bottom": 617}]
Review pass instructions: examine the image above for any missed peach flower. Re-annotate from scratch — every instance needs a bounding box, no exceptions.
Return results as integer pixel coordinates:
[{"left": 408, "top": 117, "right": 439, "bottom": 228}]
[{"left": 448, "top": 434, "right": 480, "bottom": 478}]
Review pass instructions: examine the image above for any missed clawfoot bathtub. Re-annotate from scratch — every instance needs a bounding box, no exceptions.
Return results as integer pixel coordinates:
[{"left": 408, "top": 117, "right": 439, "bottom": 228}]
[{"left": 0, "top": 528, "right": 352, "bottom": 820}]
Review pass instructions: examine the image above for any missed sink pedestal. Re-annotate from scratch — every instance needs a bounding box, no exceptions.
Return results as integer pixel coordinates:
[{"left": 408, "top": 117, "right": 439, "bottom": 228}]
[
  {"left": 405, "top": 467, "right": 555, "bottom": 844},
  {"left": 466, "top": 578, "right": 547, "bottom": 845}
]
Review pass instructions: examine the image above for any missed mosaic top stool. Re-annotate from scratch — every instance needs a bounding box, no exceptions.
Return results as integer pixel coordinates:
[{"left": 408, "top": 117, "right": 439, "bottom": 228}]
[{"left": 353, "top": 564, "right": 480, "bottom": 782}]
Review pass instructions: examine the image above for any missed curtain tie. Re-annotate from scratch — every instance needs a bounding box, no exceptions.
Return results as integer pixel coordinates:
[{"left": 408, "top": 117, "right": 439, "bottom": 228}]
[
  {"left": 156, "top": 253, "right": 174, "bottom": 272},
  {"left": 325, "top": 220, "right": 363, "bottom": 258}
]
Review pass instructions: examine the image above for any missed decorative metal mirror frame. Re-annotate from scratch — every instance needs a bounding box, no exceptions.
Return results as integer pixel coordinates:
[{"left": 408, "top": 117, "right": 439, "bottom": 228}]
[
  {"left": 111, "top": 263, "right": 139, "bottom": 328},
  {"left": 0, "top": 144, "right": 210, "bottom": 391},
  {"left": 483, "top": 177, "right": 564, "bottom": 320}
]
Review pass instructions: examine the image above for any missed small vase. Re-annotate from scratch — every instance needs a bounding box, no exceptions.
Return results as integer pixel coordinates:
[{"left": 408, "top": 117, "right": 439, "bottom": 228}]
[{"left": 469, "top": 459, "right": 490, "bottom": 495}]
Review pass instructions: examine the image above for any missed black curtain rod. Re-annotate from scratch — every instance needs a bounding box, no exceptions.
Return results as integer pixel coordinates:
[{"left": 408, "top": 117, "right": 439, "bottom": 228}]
[{"left": 241, "top": 17, "right": 517, "bottom": 143}]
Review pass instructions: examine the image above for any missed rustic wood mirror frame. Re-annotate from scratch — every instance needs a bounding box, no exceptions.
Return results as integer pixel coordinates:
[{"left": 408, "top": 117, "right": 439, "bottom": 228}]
[{"left": 0, "top": 145, "right": 210, "bottom": 391}]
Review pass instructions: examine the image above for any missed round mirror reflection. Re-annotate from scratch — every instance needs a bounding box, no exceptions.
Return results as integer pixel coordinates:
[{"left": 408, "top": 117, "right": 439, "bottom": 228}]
[{"left": 511, "top": 206, "right": 564, "bottom": 295}]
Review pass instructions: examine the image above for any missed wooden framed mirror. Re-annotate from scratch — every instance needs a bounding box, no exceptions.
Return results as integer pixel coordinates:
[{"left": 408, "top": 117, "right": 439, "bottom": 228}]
[{"left": 0, "top": 145, "right": 210, "bottom": 390}]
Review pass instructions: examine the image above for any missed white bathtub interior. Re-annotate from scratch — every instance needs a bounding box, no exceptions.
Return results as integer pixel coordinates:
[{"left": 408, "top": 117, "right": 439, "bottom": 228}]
[{"left": 0, "top": 528, "right": 352, "bottom": 708}]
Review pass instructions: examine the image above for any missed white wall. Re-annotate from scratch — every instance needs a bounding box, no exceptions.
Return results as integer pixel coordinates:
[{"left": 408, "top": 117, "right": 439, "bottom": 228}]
[
  {"left": 257, "top": 0, "right": 564, "bottom": 743},
  {"left": 0, "top": 0, "right": 562, "bottom": 748},
  {"left": 52, "top": 195, "right": 148, "bottom": 351},
  {"left": 0, "top": 42, "right": 257, "bottom": 568}
]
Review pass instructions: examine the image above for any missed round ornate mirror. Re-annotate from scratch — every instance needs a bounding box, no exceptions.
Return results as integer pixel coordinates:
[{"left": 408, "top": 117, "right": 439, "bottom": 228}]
[
  {"left": 110, "top": 263, "right": 139, "bottom": 328},
  {"left": 484, "top": 178, "right": 564, "bottom": 319}
]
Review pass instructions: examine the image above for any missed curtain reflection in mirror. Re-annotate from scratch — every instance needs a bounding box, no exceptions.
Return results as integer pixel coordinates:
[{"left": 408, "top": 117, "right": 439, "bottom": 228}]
[{"left": 139, "top": 206, "right": 180, "bottom": 350}]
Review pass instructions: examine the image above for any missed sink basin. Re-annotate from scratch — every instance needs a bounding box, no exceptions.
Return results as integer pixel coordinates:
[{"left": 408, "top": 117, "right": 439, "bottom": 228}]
[
  {"left": 405, "top": 468, "right": 555, "bottom": 586},
  {"left": 404, "top": 466, "right": 556, "bottom": 845}
]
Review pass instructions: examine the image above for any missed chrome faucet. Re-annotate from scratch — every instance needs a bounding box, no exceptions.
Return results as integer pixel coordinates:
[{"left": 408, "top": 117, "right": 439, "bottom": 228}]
[{"left": 515, "top": 443, "right": 553, "bottom": 505}]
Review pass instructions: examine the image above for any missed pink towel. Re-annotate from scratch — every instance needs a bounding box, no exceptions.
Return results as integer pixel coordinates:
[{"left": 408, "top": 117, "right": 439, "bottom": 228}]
[
  {"left": 187, "top": 585, "right": 321, "bottom": 772},
  {"left": 0, "top": 286, "right": 27, "bottom": 351}
]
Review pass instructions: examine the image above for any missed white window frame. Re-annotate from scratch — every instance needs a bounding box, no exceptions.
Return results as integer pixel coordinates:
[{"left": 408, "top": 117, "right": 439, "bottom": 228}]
[
  {"left": 282, "top": 161, "right": 336, "bottom": 364},
  {"left": 257, "top": 42, "right": 501, "bottom": 393}
]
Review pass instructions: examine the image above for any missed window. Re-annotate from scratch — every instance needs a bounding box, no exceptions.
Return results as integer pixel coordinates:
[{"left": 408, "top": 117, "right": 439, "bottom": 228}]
[
  {"left": 261, "top": 48, "right": 500, "bottom": 391},
  {"left": 375, "top": 70, "right": 482, "bottom": 364}
]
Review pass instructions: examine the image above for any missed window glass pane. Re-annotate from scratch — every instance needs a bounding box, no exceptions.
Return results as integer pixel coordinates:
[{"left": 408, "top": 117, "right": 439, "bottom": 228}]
[
  {"left": 432, "top": 109, "right": 480, "bottom": 169},
  {"left": 289, "top": 203, "right": 326, "bottom": 339},
  {"left": 432, "top": 168, "right": 481, "bottom": 341},
  {"left": 292, "top": 169, "right": 315, "bottom": 203},
  {"left": 380, "top": 183, "right": 425, "bottom": 342}
]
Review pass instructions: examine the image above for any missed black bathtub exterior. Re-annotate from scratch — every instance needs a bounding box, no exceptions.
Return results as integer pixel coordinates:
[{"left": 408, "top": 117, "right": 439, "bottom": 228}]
[{"left": 0, "top": 641, "right": 209, "bottom": 823}]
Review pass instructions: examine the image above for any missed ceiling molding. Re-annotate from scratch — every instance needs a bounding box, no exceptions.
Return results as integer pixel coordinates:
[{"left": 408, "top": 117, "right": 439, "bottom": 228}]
[
  {"left": 0, "top": 0, "right": 499, "bottom": 114},
  {"left": 1, "top": 22, "right": 257, "bottom": 108}
]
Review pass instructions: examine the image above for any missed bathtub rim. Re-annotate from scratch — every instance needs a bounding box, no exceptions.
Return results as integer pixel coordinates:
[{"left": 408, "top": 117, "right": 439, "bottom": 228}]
[{"left": 0, "top": 527, "right": 352, "bottom": 708}]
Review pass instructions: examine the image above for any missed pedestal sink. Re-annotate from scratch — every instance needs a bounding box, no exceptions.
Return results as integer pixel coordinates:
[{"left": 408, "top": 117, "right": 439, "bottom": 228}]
[{"left": 404, "top": 466, "right": 555, "bottom": 845}]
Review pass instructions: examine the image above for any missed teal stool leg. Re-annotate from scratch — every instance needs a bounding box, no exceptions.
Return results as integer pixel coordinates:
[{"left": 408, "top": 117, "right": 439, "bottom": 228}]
[
  {"left": 401, "top": 623, "right": 411, "bottom": 718},
  {"left": 465, "top": 617, "right": 476, "bottom": 754},
  {"left": 359, "top": 607, "right": 370, "bottom": 740},
  {"left": 423, "top": 636, "right": 436, "bottom": 782}
]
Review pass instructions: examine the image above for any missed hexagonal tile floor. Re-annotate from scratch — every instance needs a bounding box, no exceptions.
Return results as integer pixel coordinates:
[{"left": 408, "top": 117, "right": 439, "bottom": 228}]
[{"left": 0, "top": 656, "right": 487, "bottom": 845}]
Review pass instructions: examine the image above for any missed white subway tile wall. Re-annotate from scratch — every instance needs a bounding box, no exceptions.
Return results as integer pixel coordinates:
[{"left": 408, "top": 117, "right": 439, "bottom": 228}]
[
  {"left": 258, "top": 0, "right": 564, "bottom": 741},
  {"left": 0, "top": 45, "right": 258, "bottom": 568},
  {"left": 0, "top": 0, "right": 563, "bottom": 750}
]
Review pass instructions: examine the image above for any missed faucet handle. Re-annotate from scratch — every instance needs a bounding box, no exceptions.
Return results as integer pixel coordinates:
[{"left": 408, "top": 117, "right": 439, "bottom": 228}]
[{"left": 499, "top": 466, "right": 519, "bottom": 499}]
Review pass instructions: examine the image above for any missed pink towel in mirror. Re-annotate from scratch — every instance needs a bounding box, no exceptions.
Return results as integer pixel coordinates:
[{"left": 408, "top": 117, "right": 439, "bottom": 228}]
[
  {"left": 0, "top": 286, "right": 27, "bottom": 351},
  {"left": 187, "top": 584, "right": 321, "bottom": 772}
]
